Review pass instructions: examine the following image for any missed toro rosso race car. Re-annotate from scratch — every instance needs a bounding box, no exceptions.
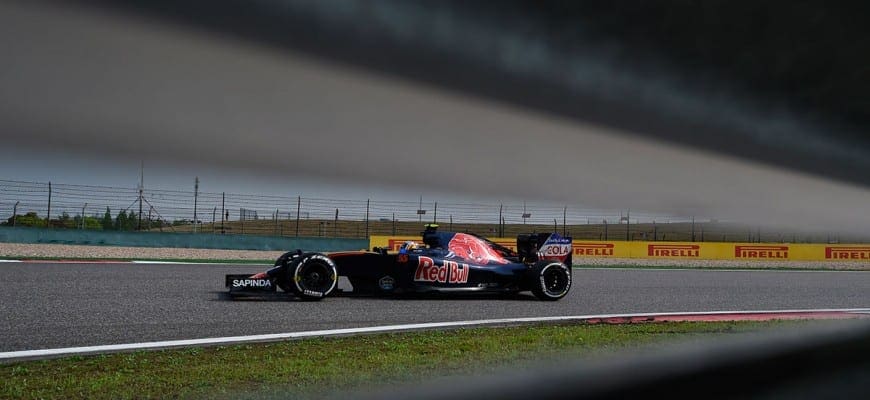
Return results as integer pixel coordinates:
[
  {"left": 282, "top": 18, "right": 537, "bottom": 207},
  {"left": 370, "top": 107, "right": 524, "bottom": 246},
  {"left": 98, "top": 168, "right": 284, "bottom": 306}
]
[{"left": 226, "top": 225, "right": 573, "bottom": 301}]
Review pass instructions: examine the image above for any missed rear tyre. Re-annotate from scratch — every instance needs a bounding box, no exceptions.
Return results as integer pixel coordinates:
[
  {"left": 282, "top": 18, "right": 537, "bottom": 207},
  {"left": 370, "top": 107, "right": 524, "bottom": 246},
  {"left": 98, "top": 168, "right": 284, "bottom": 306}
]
[
  {"left": 288, "top": 253, "right": 338, "bottom": 301},
  {"left": 529, "top": 261, "right": 572, "bottom": 301}
]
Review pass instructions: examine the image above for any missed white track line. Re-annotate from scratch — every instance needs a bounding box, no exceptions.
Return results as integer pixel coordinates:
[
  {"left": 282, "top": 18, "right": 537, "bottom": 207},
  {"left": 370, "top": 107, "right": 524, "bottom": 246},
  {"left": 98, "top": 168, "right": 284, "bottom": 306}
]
[
  {"left": 2, "top": 308, "right": 868, "bottom": 362},
  {"left": 0, "top": 260, "right": 22, "bottom": 263}
]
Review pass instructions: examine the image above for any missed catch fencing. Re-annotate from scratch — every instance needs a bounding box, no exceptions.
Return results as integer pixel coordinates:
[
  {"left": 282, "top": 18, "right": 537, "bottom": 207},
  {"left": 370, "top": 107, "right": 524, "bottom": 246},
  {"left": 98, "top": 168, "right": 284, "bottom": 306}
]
[{"left": 0, "top": 179, "right": 862, "bottom": 243}]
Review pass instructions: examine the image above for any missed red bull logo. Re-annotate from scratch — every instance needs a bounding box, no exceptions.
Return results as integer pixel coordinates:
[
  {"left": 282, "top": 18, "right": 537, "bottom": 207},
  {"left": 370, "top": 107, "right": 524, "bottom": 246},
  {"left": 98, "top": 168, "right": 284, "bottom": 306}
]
[
  {"left": 648, "top": 244, "right": 700, "bottom": 257},
  {"left": 448, "top": 233, "right": 509, "bottom": 264},
  {"left": 573, "top": 243, "right": 615, "bottom": 256},
  {"left": 825, "top": 246, "right": 870, "bottom": 260},
  {"left": 414, "top": 256, "right": 470, "bottom": 284},
  {"left": 735, "top": 245, "right": 789, "bottom": 259}
]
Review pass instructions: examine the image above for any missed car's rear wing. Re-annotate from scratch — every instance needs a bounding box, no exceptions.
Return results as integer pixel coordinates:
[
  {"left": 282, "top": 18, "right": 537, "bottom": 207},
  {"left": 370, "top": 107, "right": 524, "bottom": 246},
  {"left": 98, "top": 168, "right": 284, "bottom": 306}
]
[{"left": 516, "top": 232, "right": 573, "bottom": 266}]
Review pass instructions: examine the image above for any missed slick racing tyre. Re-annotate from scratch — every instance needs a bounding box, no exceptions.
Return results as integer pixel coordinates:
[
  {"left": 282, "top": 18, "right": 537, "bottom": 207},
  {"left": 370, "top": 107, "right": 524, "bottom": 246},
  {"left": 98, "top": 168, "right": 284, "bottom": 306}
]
[
  {"left": 289, "top": 253, "right": 338, "bottom": 301},
  {"left": 529, "top": 260, "right": 572, "bottom": 301}
]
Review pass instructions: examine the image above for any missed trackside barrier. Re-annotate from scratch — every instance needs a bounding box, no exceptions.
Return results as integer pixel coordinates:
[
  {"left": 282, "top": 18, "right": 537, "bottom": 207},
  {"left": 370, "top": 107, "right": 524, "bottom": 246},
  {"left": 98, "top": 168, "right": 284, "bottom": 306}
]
[
  {"left": 0, "top": 227, "right": 368, "bottom": 252},
  {"left": 369, "top": 236, "right": 870, "bottom": 262}
]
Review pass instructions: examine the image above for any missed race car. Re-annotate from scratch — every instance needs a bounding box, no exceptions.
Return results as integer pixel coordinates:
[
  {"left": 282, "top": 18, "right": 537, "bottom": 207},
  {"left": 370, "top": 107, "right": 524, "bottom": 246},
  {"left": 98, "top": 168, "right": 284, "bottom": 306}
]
[{"left": 225, "top": 225, "right": 573, "bottom": 301}]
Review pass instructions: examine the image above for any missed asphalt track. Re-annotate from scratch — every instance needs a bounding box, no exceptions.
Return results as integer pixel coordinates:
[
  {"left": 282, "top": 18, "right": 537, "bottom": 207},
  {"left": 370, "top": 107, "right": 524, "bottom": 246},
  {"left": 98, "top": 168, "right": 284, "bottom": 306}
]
[{"left": 1, "top": 262, "right": 868, "bottom": 352}]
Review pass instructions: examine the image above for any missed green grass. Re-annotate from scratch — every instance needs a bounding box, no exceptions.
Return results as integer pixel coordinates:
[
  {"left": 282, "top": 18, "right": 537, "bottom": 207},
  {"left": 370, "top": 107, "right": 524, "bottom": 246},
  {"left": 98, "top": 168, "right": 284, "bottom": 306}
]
[{"left": 0, "top": 321, "right": 802, "bottom": 400}]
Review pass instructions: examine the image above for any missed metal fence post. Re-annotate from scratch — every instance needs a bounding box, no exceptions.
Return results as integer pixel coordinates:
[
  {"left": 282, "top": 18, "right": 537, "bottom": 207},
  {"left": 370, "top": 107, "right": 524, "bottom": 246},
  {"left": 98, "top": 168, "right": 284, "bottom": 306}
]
[
  {"left": 81, "top": 203, "right": 87, "bottom": 229},
  {"left": 334, "top": 208, "right": 339, "bottom": 237},
  {"left": 193, "top": 177, "right": 199, "bottom": 233},
  {"left": 691, "top": 216, "right": 696, "bottom": 242},
  {"left": 295, "top": 196, "right": 301, "bottom": 237},
  {"left": 498, "top": 204, "right": 503, "bottom": 237},
  {"left": 46, "top": 181, "right": 52, "bottom": 227},
  {"left": 220, "top": 192, "right": 225, "bottom": 234},
  {"left": 563, "top": 206, "right": 567, "bottom": 236},
  {"left": 365, "top": 199, "right": 370, "bottom": 238}
]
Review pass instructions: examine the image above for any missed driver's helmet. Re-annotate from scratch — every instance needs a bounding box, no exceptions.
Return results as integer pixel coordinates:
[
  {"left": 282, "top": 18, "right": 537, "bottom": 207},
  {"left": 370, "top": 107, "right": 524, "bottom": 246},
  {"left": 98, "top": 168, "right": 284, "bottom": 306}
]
[{"left": 399, "top": 241, "right": 420, "bottom": 254}]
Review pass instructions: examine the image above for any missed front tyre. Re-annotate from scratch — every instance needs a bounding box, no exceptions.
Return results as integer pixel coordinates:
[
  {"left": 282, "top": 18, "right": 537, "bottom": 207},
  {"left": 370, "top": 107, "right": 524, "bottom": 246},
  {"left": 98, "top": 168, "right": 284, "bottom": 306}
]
[
  {"left": 289, "top": 253, "right": 338, "bottom": 301},
  {"left": 529, "top": 261, "right": 572, "bottom": 301},
  {"left": 272, "top": 252, "right": 302, "bottom": 293}
]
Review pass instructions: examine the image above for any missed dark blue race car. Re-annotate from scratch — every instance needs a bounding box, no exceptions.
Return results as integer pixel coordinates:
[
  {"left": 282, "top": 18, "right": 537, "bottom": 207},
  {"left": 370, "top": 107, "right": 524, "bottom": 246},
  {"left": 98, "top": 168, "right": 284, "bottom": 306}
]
[{"left": 226, "top": 225, "right": 573, "bottom": 301}]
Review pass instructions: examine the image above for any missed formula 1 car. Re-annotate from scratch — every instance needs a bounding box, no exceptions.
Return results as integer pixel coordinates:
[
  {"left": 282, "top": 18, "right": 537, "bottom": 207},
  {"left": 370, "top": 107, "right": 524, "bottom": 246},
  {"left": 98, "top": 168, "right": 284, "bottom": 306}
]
[{"left": 226, "top": 225, "right": 573, "bottom": 301}]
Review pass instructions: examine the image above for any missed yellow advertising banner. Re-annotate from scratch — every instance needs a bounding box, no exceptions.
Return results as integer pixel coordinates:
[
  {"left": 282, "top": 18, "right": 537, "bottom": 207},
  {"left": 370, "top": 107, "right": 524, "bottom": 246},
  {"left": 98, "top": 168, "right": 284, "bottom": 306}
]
[{"left": 369, "top": 236, "right": 870, "bottom": 262}]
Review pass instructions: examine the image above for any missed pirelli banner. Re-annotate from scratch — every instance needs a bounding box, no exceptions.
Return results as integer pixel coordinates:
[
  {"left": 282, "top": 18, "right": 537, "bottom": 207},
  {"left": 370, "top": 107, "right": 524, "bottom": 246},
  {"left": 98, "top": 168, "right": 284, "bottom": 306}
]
[{"left": 369, "top": 236, "right": 870, "bottom": 262}]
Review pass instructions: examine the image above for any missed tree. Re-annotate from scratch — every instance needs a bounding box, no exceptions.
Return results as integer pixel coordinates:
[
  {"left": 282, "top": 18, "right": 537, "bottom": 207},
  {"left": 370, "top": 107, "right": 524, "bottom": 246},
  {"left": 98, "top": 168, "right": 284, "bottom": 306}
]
[
  {"left": 8, "top": 212, "right": 46, "bottom": 227},
  {"left": 126, "top": 211, "right": 137, "bottom": 231},
  {"left": 102, "top": 207, "right": 113, "bottom": 230},
  {"left": 82, "top": 216, "right": 102, "bottom": 230},
  {"left": 59, "top": 212, "right": 74, "bottom": 229},
  {"left": 115, "top": 210, "right": 128, "bottom": 231}
]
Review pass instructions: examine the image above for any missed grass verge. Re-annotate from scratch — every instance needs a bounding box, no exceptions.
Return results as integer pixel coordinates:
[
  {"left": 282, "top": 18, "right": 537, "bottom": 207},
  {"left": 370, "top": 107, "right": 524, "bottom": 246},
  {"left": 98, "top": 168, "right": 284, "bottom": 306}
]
[{"left": 1, "top": 321, "right": 801, "bottom": 399}]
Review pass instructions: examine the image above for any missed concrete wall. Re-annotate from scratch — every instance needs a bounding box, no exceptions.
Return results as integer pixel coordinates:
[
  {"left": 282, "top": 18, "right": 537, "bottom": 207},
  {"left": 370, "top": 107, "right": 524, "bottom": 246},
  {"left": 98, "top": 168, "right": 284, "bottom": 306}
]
[{"left": 0, "top": 227, "right": 368, "bottom": 251}]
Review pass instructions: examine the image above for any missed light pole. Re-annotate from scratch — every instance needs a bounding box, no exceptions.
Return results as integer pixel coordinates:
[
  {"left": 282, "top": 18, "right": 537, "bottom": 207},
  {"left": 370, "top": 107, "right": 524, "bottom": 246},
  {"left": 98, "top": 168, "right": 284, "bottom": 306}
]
[
  {"left": 417, "top": 196, "right": 425, "bottom": 223},
  {"left": 81, "top": 203, "right": 88, "bottom": 229},
  {"left": 522, "top": 201, "right": 529, "bottom": 225}
]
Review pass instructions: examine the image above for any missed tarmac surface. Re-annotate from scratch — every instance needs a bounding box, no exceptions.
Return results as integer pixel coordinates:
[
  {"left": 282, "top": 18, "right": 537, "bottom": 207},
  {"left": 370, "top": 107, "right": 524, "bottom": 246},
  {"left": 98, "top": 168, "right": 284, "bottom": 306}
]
[{"left": 1, "top": 262, "right": 868, "bottom": 352}]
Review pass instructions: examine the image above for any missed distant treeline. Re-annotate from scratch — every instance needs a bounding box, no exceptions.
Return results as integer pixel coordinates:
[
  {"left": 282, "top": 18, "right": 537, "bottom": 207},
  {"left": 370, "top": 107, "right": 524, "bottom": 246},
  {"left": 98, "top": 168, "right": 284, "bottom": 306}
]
[{"left": 3, "top": 208, "right": 182, "bottom": 231}]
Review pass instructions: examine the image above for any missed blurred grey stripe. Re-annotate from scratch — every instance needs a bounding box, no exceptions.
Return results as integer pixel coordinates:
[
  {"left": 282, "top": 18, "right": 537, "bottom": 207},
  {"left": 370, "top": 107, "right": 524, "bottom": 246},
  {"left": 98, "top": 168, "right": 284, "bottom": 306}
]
[
  {"left": 2, "top": 1, "right": 869, "bottom": 236},
  {"left": 354, "top": 319, "right": 870, "bottom": 400}
]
